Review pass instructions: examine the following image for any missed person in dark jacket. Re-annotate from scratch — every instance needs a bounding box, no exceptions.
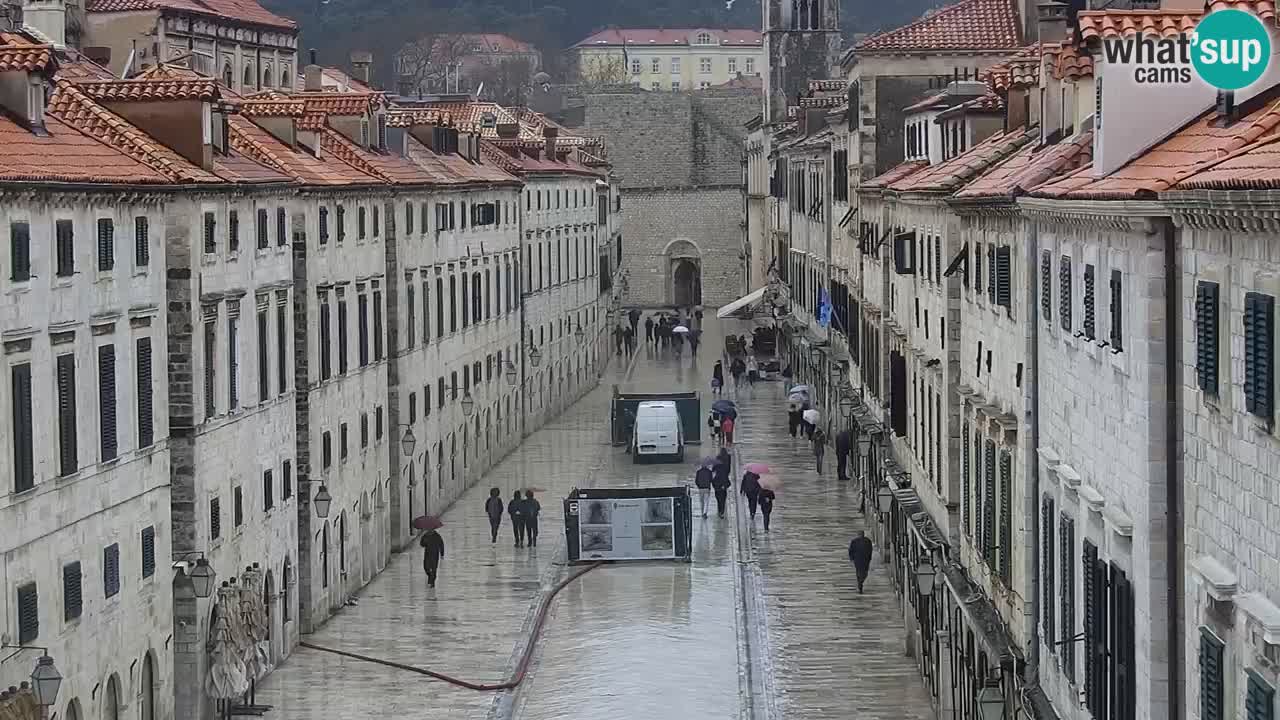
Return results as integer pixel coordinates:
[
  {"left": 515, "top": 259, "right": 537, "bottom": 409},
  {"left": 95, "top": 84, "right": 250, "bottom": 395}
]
[
  {"left": 694, "top": 466, "right": 713, "bottom": 517},
  {"left": 711, "top": 361, "right": 724, "bottom": 396},
  {"left": 730, "top": 357, "right": 746, "bottom": 389},
  {"left": 711, "top": 460, "right": 732, "bottom": 517},
  {"left": 758, "top": 488, "right": 776, "bottom": 531},
  {"left": 740, "top": 471, "right": 762, "bottom": 519},
  {"left": 812, "top": 427, "right": 827, "bottom": 474},
  {"left": 508, "top": 490, "right": 525, "bottom": 547},
  {"left": 629, "top": 307, "right": 641, "bottom": 336},
  {"left": 420, "top": 529, "right": 445, "bottom": 588},
  {"left": 787, "top": 407, "right": 802, "bottom": 438},
  {"left": 835, "top": 429, "right": 852, "bottom": 482},
  {"left": 848, "top": 531, "right": 873, "bottom": 593},
  {"left": 522, "top": 490, "right": 542, "bottom": 547},
  {"left": 645, "top": 315, "right": 655, "bottom": 344},
  {"left": 485, "top": 488, "right": 504, "bottom": 543}
]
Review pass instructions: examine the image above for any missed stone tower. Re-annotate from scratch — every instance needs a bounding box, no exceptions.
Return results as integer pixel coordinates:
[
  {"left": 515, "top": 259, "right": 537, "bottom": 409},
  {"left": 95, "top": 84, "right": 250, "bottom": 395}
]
[{"left": 763, "top": 0, "right": 843, "bottom": 124}]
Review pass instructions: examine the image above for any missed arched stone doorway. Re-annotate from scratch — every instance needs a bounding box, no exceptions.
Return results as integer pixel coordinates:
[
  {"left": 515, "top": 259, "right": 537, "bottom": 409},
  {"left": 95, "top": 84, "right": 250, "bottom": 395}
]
[
  {"left": 140, "top": 652, "right": 156, "bottom": 720},
  {"left": 103, "top": 673, "right": 122, "bottom": 720},
  {"left": 663, "top": 239, "right": 702, "bottom": 306}
]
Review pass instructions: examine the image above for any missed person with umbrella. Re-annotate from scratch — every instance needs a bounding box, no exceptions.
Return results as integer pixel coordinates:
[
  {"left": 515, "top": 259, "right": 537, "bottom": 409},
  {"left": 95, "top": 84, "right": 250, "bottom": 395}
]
[
  {"left": 419, "top": 524, "right": 445, "bottom": 588},
  {"left": 787, "top": 402, "right": 803, "bottom": 438},
  {"left": 707, "top": 410, "right": 723, "bottom": 444},
  {"left": 848, "top": 531, "right": 873, "bottom": 593},
  {"left": 802, "top": 407, "right": 820, "bottom": 440},
  {"left": 521, "top": 490, "right": 542, "bottom": 547},
  {"left": 645, "top": 314, "right": 655, "bottom": 344},
  {"left": 694, "top": 462, "right": 713, "bottom": 517},
  {"left": 711, "top": 455, "right": 732, "bottom": 517},
  {"left": 484, "top": 488, "right": 504, "bottom": 543},
  {"left": 812, "top": 425, "right": 828, "bottom": 474},
  {"left": 740, "top": 469, "right": 762, "bottom": 519},
  {"left": 508, "top": 490, "right": 526, "bottom": 547},
  {"left": 712, "top": 360, "right": 724, "bottom": 396}
]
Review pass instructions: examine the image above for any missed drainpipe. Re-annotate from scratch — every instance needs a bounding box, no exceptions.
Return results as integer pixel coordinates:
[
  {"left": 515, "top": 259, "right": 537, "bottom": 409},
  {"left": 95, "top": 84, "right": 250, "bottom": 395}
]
[
  {"left": 1026, "top": 213, "right": 1042, "bottom": 707},
  {"left": 1162, "top": 216, "right": 1184, "bottom": 720}
]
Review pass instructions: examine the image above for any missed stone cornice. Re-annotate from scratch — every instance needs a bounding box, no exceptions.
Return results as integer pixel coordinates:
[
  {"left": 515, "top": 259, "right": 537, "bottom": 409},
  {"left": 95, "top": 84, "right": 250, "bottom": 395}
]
[
  {"left": 1164, "top": 190, "right": 1280, "bottom": 233},
  {"left": 1016, "top": 197, "right": 1166, "bottom": 232}
]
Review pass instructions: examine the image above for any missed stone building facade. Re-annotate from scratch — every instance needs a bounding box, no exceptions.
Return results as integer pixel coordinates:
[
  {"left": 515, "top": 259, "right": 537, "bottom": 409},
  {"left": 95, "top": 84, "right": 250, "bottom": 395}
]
[
  {"left": 569, "top": 28, "right": 763, "bottom": 92},
  {"left": 762, "top": 0, "right": 842, "bottom": 124}
]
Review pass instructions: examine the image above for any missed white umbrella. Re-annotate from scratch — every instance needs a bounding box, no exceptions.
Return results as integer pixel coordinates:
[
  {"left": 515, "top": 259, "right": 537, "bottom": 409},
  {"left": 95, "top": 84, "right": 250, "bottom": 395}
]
[
  {"left": 789, "top": 384, "right": 811, "bottom": 395},
  {"left": 803, "top": 408, "right": 820, "bottom": 424},
  {"left": 673, "top": 325, "right": 690, "bottom": 334}
]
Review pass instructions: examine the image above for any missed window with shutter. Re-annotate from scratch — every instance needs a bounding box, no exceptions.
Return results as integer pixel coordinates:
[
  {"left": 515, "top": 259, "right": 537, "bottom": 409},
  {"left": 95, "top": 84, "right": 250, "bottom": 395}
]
[
  {"left": 358, "top": 292, "right": 370, "bottom": 366},
  {"left": 257, "top": 208, "right": 268, "bottom": 249},
  {"left": 1110, "top": 564, "right": 1135, "bottom": 720},
  {"left": 361, "top": 413, "right": 369, "bottom": 447},
  {"left": 1110, "top": 270, "right": 1124, "bottom": 350},
  {"left": 1084, "top": 264, "right": 1097, "bottom": 339},
  {"left": 56, "top": 353, "right": 77, "bottom": 476},
  {"left": 999, "top": 449, "right": 1013, "bottom": 583},
  {"left": 373, "top": 205, "right": 380, "bottom": 237},
  {"left": 204, "top": 318, "right": 217, "bottom": 418},
  {"left": 228, "top": 210, "right": 239, "bottom": 253},
  {"left": 338, "top": 206, "right": 347, "bottom": 241},
  {"left": 257, "top": 310, "right": 269, "bottom": 401},
  {"left": 338, "top": 292, "right": 349, "bottom": 373},
  {"left": 227, "top": 311, "right": 239, "bottom": 410},
  {"left": 98, "top": 344, "right": 117, "bottom": 462},
  {"left": 210, "top": 497, "right": 221, "bottom": 539},
  {"left": 63, "top": 562, "right": 82, "bottom": 620},
  {"left": 893, "top": 231, "right": 916, "bottom": 275},
  {"left": 319, "top": 207, "right": 329, "bottom": 244},
  {"left": 319, "top": 294, "right": 332, "bottom": 381},
  {"left": 961, "top": 424, "right": 971, "bottom": 537},
  {"left": 134, "top": 216, "right": 150, "bottom": 267},
  {"left": 204, "top": 212, "right": 217, "bottom": 254},
  {"left": 1200, "top": 629, "right": 1225, "bottom": 720},
  {"left": 1040, "top": 250, "right": 1052, "bottom": 321},
  {"left": 1086, "top": 541, "right": 1109, "bottom": 719},
  {"left": 276, "top": 297, "right": 287, "bottom": 394},
  {"left": 988, "top": 245, "right": 997, "bottom": 304},
  {"left": 422, "top": 279, "right": 430, "bottom": 343},
  {"left": 341, "top": 423, "right": 348, "bottom": 459},
  {"left": 406, "top": 283, "right": 416, "bottom": 349},
  {"left": 1245, "top": 291, "right": 1275, "bottom": 424},
  {"left": 10, "top": 222, "right": 30, "bottom": 281},
  {"left": 1060, "top": 256, "right": 1073, "bottom": 331},
  {"left": 55, "top": 219, "right": 74, "bottom": 277},
  {"left": 1084, "top": 540, "right": 1099, "bottom": 714},
  {"left": 1061, "top": 514, "right": 1076, "bottom": 680},
  {"left": 103, "top": 543, "right": 120, "bottom": 598},
  {"left": 97, "top": 218, "right": 115, "bottom": 271},
  {"left": 376, "top": 407, "right": 383, "bottom": 439},
  {"left": 12, "top": 363, "right": 33, "bottom": 492},
  {"left": 282, "top": 460, "right": 292, "bottom": 499},
  {"left": 141, "top": 526, "right": 155, "bottom": 578},
  {"left": 1042, "top": 496, "right": 1056, "bottom": 650},
  {"left": 322, "top": 430, "right": 333, "bottom": 467},
  {"left": 373, "top": 290, "right": 384, "bottom": 360},
  {"left": 984, "top": 439, "right": 996, "bottom": 569},
  {"left": 263, "top": 470, "right": 274, "bottom": 511},
  {"left": 17, "top": 582, "right": 38, "bottom": 643},
  {"left": 358, "top": 207, "right": 367, "bottom": 238},
  {"left": 277, "top": 207, "right": 287, "bottom": 246},
  {"left": 890, "top": 351, "right": 908, "bottom": 436},
  {"left": 1247, "top": 671, "right": 1275, "bottom": 720},
  {"left": 995, "top": 246, "right": 1012, "bottom": 308},
  {"left": 233, "top": 485, "right": 243, "bottom": 526}
]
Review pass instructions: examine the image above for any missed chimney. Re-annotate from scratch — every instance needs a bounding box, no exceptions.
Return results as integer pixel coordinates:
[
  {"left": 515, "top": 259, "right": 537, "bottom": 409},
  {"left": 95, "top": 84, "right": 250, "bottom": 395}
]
[
  {"left": 1037, "top": 1, "right": 1068, "bottom": 45},
  {"left": 350, "top": 50, "right": 372, "bottom": 85},
  {"left": 1213, "top": 90, "right": 1238, "bottom": 126},
  {"left": 803, "top": 107, "right": 826, "bottom": 135},
  {"left": 304, "top": 48, "right": 322, "bottom": 91},
  {"left": 543, "top": 125, "right": 558, "bottom": 161},
  {"left": 496, "top": 122, "right": 519, "bottom": 139},
  {"left": 23, "top": 0, "right": 65, "bottom": 47}
]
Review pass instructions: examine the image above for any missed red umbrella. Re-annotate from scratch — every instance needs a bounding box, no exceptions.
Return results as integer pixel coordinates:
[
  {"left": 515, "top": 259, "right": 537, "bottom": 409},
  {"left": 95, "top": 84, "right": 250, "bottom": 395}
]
[{"left": 413, "top": 515, "right": 443, "bottom": 530}]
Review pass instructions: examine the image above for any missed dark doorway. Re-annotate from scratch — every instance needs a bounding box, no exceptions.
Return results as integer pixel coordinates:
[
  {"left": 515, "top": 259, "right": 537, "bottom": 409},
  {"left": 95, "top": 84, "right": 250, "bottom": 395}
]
[{"left": 673, "top": 260, "right": 701, "bottom": 306}]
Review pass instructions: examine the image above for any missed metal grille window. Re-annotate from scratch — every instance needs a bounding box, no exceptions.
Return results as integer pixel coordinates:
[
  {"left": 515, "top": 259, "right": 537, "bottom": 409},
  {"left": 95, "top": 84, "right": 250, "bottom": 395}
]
[
  {"left": 1040, "top": 250, "right": 1052, "bottom": 321},
  {"left": 55, "top": 220, "right": 74, "bottom": 276},
  {"left": 56, "top": 353, "right": 77, "bottom": 476},
  {"left": 276, "top": 207, "right": 287, "bottom": 246},
  {"left": 263, "top": 470, "right": 274, "bottom": 511},
  {"left": 1042, "top": 496, "right": 1056, "bottom": 649},
  {"left": 97, "top": 218, "right": 114, "bottom": 271},
  {"left": 134, "top": 216, "right": 149, "bottom": 267},
  {"left": 210, "top": 497, "right": 221, "bottom": 539},
  {"left": 1084, "top": 264, "right": 1096, "bottom": 339},
  {"left": 12, "top": 363, "right": 33, "bottom": 492},
  {"left": 138, "top": 339, "right": 156, "bottom": 444},
  {"left": 204, "top": 212, "right": 217, "bottom": 253},
  {"left": 103, "top": 543, "right": 120, "bottom": 598},
  {"left": 98, "top": 344, "right": 117, "bottom": 462},
  {"left": 63, "top": 562, "right": 82, "bottom": 620},
  {"left": 1060, "top": 256, "right": 1073, "bottom": 331},
  {"left": 358, "top": 292, "right": 370, "bottom": 366},
  {"left": 1247, "top": 671, "right": 1275, "bottom": 720},
  {"left": 983, "top": 439, "right": 996, "bottom": 569},
  {"left": 1060, "top": 514, "right": 1076, "bottom": 680},
  {"left": 256, "top": 208, "right": 269, "bottom": 249},
  {"left": 9, "top": 222, "right": 30, "bottom": 281},
  {"left": 1200, "top": 629, "right": 1225, "bottom": 720},
  {"left": 999, "top": 450, "right": 1013, "bottom": 583},
  {"left": 282, "top": 460, "right": 292, "bottom": 500},
  {"left": 140, "top": 526, "right": 155, "bottom": 578},
  {"left": 1245, "top": 291, "right": 1275, "bottom": 424},
  {"left": 233, "top": 485, "right": 243, "bottom": 526},
  {"left": 1110, "top": 270, "right": 1124, "bottom": 350},
  {"left": 228, "top": 210, "right": 239, "bottom": 254},
  {"left": 17, "top": 582, "right": 38, "bottom": 643}
]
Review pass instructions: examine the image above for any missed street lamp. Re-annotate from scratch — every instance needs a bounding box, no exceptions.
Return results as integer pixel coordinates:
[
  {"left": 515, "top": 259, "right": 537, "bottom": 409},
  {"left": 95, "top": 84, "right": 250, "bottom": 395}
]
[
  {"left": 313, "top": 484, "right": 333, "bottom": 518},
  {"left": 857, "top": 434, "right": 872, "bottom": 459},
  {"left": 505, "top": 360, "right": 517, "bottom": 386},
  {"left": 839, "top": 395, "right": 856, "bottom": 418},
  {"left": 172, "top": 553, "right": 217, "bottom": 599},
  {"left": 977, "top": 680, "right": 1006, "bottom": 720},
  {"left": 399, "top": 426, "right": 416, "bottom": 457},
  {"left": 528, "top": 346, "right": 542, "bottom": 368},
  {"left": 915, "top": 556, "right": 937, "bottom": 597},
  {"left": 876, "top": 484, "right": 895, "bottom": 514},
  {"left": 575, "top": 322, "right": 584, "bottom": 338},
  {"left": 461, "top": 392, "right": 476, "bottom": 417},
  {"left": 0, "top": 647, "right": 63, "bottom": 711}
]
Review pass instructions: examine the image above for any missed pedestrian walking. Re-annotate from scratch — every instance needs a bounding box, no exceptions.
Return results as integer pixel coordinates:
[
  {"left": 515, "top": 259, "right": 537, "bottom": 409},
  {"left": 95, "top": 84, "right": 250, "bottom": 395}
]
[
  {"left": 712, "top": 458, "right": 732, "bottom": 517},
  {"left": 629, "top": 308, "right": 641, "bottom": 336},
  {"left": 730, "top": 357, "right": 746, "bottom": 389},
  {"left": 613, "top": 325, "right": 625, "bottom": 355},
  {"left": 694, "top": 465, "right": 713, "bottom": 518},
  {"left": 645, "top": 315, "right": 655, "bottom": 344},
  {"left": 812, "top": 426, "right": 827, "bottom": 474},
  {"left": 741, "top": 470, "right": 761, "bottom": 519},
  {"left": 624, "top": 325, "right": 636, "bottom": 354},
  {"left": 689, "top": 329, "right": 701, "bottom": 355},
  {"left": 707, "top": 411, "right": 722, "bottom": 444},
  {"left": 835, "top": 429, "right": 852, "bottom": 481},
  {"left": 746, "top": 355, "right": 759, "bottom": 385},
  {"left": 420, "top": 528, "right": 445, "bottom": 588},
  {"left": 759, "top": 488, "right": 776, "bottom": 531},
  {"left": 522, "top": 490, "right": 541, "bottom": 547},
  {"left": 712, "top": 361, "right": 724, "bottom": 395},
  {"left": 485, "top": 488, "right": 504, "bottom": 543},
  {"left": 787, "top": 407, "right": 802, "bottom": 438},
  {"left": 721, "top": 415, "right": 736, "bottom": 447},
  {"left": 508, "top": 490, "right": 526, "bottom": 547},
  {"left": 848, "top": 531, "right": 873, "bottom": 594}
]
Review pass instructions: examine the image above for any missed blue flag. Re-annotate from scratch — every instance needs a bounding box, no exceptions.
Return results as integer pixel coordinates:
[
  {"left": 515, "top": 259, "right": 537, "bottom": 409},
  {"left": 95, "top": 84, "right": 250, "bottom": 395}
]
[{"left": 818, "top": 287, "right": 832, "bottom": 327}]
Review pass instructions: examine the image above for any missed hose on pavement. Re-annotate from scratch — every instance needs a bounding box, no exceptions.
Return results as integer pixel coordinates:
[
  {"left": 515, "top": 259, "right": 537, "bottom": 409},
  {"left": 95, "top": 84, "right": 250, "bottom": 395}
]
[{"left": 298, "top": 561, "right": 604, "bottom": 691}]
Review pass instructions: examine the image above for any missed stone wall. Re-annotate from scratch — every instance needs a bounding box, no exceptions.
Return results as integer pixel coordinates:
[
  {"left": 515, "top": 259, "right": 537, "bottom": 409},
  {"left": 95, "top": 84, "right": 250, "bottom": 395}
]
[{"left": 621, "top": 187, "right": 745, "bottom": 308}]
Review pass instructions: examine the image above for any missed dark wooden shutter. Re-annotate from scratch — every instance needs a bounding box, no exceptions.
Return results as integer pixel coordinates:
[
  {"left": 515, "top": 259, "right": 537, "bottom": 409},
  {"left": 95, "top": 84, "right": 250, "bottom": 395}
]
[
  {"left": 283, "top": 460, "right": 292, "bottom": 499},
  {"left": 141, "top": 526, "right": 155, "bottom": 578},
  {"left": 210, "top": 497, "right": 221, "bottom": 539},
  {"left": 103, "top": 543, "right": 120, "bottom": 597},
  {"left": 1084, "top": 539, "right": 1100, "bottom": 715},
  {"left": 1084, "top": 264, "right": 1097, "bottom": 339},
  {"left": 10, "top": 221, "right": 30, "bottom": 281},
  {"left": 277, "top": 207, "right": 287, "bottom": 246},
  {"left": 999, "top": 449, "right": 1013, "bottom": 582},
  {"left": 319, "top": 296, "right": 331, "bottom": 380},
  {"left": 373, "top": 205, "right": 381, "bottom": 236},
  {"left": 55, "top": 219, "right": 74, "bottom": 276},
  {"left": 228, "top": 209, "right": 240, "bottom": 253},
  {"left": 276, "top": 301, "right": 287, "bottom": 393},
  {"left": 98, "top": 344, "right": 117, "bottom": 461},
  {"left": 994, "top": 246, "right": 1011, "bottom": 308},
  {"left": 983, "top": 440, "right": 996, "bottom": 569},
  {"left": 17, "top": 582, "right": 38, "bottom": 643},
  {"left": 1042, "top": 496, "right": 1056, "bottom": 649},
  {"left": 1061, "top": 514, "right": 1076, "bottom": 680},
  {"left": 319, "top": 207, "right": 329, "bottom": 244},
  {"left": 323, "top": 431, "right": 332, "bottom": 467},
  {"left": 203, "top": 212, "right": 216, "bottom": 253},
  {"left": 1196, "top": 281, "right": 1220, "bottom": 395},
  {"left": 1041, "top": 250, "right": 1052, "bottom": 321},
  {"left": 227, "top": 312, "right": 239, "bottom": 409},
  {"left": 234, "top": 485, "right": 243, "bottom": 526},
  {"left": 257, "top": 208, "right": 269, "bottom": 249},
  {"left": 263, "top": 470, "right": 274, "bottom": 511},
  {"left": 1247, "top": 671, "right": 1275, "bottom": 720},
  {"left": 1110, "top": 270, "right": 1124, "bottom": 350},
  {"left": 962, "top": 424, "right": 971, "bottom": 537},
  {"left": 358, "top": 293, "right": 369, "bottom": 366},
  {"left": 134, "top": 216, "right": 149, "bottom": 267},
  {"left": 988, "top": 245, "right": 997, "bottom": 304},
  {"left": 1111, "top": 564, "right": 1135, "bottom": 720},
  {"left": 204, "top": 318, "right": 217, "bottom": 417},
  {"left": 257, "top": 310, "right": 269, "bottom": 401},
  {"left": 890, "top": 351, "right": 908, "bottom": 436},
  {"left": 1200, "top": 629, "right": 1225, "bottom": 720},
  {"left": 373, "top": 290, "right": 384, "bottom": 361},
  {"left": 1245, "top": 291, "right": 1275, "bottom": 424},
  {"left": 12, "top": 363, "right": 33, "bottom": 492},
  {"left": 1060, "top": 256, "right": 1073, "bottom": 331},
  {"left": 97, "top": 218, "right": 114, "bottom": 271},
  {"left": 56, "top": 353, "right": 78, "bottom": 476},
  {"left": 63, "top": 562, "right": 82, "bottom": 620}
]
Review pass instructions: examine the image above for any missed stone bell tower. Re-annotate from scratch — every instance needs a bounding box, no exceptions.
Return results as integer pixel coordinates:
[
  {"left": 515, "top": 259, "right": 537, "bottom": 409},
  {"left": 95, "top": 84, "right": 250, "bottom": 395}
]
[{"left": 763, "top": 0, "right": 843, "bottom": 124}]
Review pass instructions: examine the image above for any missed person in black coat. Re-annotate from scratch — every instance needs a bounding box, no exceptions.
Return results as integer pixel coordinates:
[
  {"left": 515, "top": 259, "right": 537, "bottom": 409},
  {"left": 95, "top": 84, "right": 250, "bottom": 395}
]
[
  {"left": 508, "top": 490, "right": 526, "bottom": 547},
  {"left": 787, "top": 407, "right": 802, "bottom": 438},
  {"left": 835, "top": 430, "right": 852, "bottom": 482},
  {"left": 694, "top": 466, "right": 713, "bottom": 518},
  {"left": 522, "top": 490, "right": 542, "bottom": 547},
  {"left": 420, "top": 529, "right": 445, "bottom": 588},
  {"left": 484, "top": 488, "right": 504, "bottom": 543},
  {"left": 758, "top": 488, "right": 776, "bottom": 531},
  {"left": 740, "top": 471, "right": 762, "bottom": 518},
  {"left": 848, "top": 531, "right": 873, "bottom": 593},
  {"left": 711, "top": 460, "right": 732, "bottom": 517}
]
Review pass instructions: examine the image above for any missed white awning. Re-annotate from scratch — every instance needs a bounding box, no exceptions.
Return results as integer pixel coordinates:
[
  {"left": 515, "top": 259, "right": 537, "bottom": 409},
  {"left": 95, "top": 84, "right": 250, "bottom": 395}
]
[{"left": 717, "top": 287, "right": 767, "bottom": 318}]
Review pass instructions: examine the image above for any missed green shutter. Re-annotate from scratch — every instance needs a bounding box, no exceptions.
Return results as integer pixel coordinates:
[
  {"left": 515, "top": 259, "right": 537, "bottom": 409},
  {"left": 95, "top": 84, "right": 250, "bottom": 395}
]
[
  {"left": 1247, "top": 671, "right": 1275, "bottom": 720},
  {"left": 984, "top": 439, "right": 996, "bottom": 569},
  {"left": 1200, "top": 629, "right": 1225, "bottom": 720},
  {"left": 1060, "top": 514, "right": 1076, "bottom": 680},
  {"left": 1084, "top": 264, "right": 1097, "bottom": 339},
  {"left": 961, "top": 424, "right": 971, "bottom": 537},
  {"left": 1245, "top": 291, "right": 1275, "bottom": 423},
  {"left": 1083, "top": 540, "right": 1099, "bottom": 716},
  {"left": 999, "top": 449, "right": 1012, "bottom": 583},
  {"left": 1042, "top": 496, "right": 1056, "bottom": 650}
]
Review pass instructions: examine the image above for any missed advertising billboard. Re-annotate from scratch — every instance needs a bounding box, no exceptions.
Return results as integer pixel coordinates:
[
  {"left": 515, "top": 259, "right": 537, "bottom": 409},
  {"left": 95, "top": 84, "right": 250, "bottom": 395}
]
[{"left": 564, "top": 487, "right": 692, "bottom": 563}]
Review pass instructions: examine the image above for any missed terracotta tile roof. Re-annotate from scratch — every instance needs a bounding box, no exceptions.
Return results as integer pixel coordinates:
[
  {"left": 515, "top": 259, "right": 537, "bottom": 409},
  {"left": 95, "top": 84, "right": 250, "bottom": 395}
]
[
  {"left": 414, "top": 138, "right": 521, "bottom": 185},
  {"left": 236, "top": 98, "right": 306, "bottom": 118},
  {"left": 985, "top": 44, "right": 1040, "bottom": 91},
  {"left": 904, "top": 92, "right": 950, "bottom": 114},
  {"left": 0, "top": 112, "right": 168, "bottom": 184},
  {"left": 891, "top": 125, "right": 1037, "bottom": 193},
  {"left": 0, "top": 32, "right": 53, "bottom": 72},
  {"left": 1044, "top": 42, "right": 1093, "bottom": 81},
  {"left": 228, "top": 115, "right": 379, "bottom": 186},
  {"left": 321, "top": 68, "right": 371, "bottom": 93},
  {"left": 574, "top": 28, "right": 761, "bottom": 47},
  {"left": 54, "top": 53, "right": 116, "bottom": 80},
  {"left": 85, "top": 0, "right": 297, "bottom": 30},
  {"left": 481, "top": 139, "right": 605, "bottom": 178},
  {"left": 954, "top": 129, "right": 1093, "bottom": 200},
  {"left": 1210, "top": 0, "right": 1276, "bottom": 19},
  {"left": 417, "top": 101, "right": 515, "bottom": 131},
  {"left": 75, "top": 78, "right": 219, "bottom": 102},
  {"left": 212, "top": 151, "right": 291, "bottom": 183},
  {"left": 1076, "top": 9, "right": 1200, "bottom": 40},
  {"left": 1031, "top": 97, "right": 1280, "bottom": 199},
  {"left": 299, "top": 92, "right": 378, "bottom": 117},
  {"left": 319, "top": 129, "right": 448, "bottom": 185},
  {"left": 855, "top": 0, "right": 1022, "bottom": 53},
  {"left": 297, "top": 113, "right": 325, "bottom": 131},
  {"left": 431, "top": 33, "right": 536, "bottom": 54},
  {"left": 386, "top": 109, "right": 447, "bottom": 128},
  {"left": 1171, "top": 133, "right": 1280, "bottom": 189},
  {"left": 935, "top": 92, "right": 1005, "bottom": 119},
  {"left": 859, "top": 160, "right": 930, "bottom": 191},
  {"left": 133, "top": 62, "right": 208, "bottom": 81}
]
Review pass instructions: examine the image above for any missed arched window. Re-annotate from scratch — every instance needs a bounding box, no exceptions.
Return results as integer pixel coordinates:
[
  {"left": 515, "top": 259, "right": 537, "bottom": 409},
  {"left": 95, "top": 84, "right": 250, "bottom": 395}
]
[
  {"left": 104, "top": 674, "right": 122, "bottom": 720},
  {"left": 141, "top": 653, "right": 156, "bottom": 720},
  {"left": 222, "top": 63, "right": 233, "bottom": 87},
  {"left": 243, "top": 63, "right": 254, "bottom": 89},
  {"left": 65, "top": 699, "right": 83, "bottom": 720},
  {"left": 695, "top": 31, "right": 712, "bottom": 45},
  {"left": 262, "top": 64, "right": 273, "bottom": 87},
  {"left": 810, "top": 0, "right": 821, "bottom": 30},
  {"left": 281, "top": 65, "right": 291, "bottom": 89},
  {"left": 282, "top": 558, "right": 292, "bottom": 621}
]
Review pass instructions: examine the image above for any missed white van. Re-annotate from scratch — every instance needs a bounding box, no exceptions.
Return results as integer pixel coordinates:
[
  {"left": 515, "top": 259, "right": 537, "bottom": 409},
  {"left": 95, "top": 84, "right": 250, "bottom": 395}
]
[{"left": 632, "top": 401, "right": 684, "bottom": 462}]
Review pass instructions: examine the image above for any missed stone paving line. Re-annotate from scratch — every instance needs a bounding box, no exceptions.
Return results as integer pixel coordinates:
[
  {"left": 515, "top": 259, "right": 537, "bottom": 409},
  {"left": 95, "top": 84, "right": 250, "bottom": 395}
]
[{"left": 731, "top": 379, "right": 937, "bottom": 720}]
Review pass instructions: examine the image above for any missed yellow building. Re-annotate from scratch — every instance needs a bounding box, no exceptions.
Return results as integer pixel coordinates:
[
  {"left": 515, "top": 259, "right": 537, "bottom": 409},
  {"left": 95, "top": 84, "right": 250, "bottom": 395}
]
[{"left": 571, "top": 28, "right": 763, "bottom": 91}]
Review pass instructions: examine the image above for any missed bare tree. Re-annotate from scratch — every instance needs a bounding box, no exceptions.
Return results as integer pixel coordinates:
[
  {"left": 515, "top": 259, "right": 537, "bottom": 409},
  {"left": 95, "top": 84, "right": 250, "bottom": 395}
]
[
  {"left": 395, "top": 33, "right": 472, "bottom": 96},
  {"left": 577, "top": 53, "right": 630, "bottom": 91},
  {"left": 472, "top": 57, "right": 535, "bottom": 106}
]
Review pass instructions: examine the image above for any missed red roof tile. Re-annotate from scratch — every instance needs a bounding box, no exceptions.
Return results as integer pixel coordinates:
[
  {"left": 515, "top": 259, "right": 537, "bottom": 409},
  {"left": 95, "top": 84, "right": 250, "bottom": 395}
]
[
  {"left": 0, "top": 32, "right": 53, "bottom": 72},
  {"left": 1076, "top": 9, "right": 1200, "bottom": 40},
  {"left": 1044, "top": 42, "right": 1094, "bottom": 81},
  {"left": 237, "top": 98, "right": 305, "bottom": 118},
  {"left": 228, "top": 115, "right": 379, "bottom": 186},
  {"left": 1172, "top": 133, "right": 1280, "bottom": 189},
  {"left": 0, "top": 112, "right": 168, "bottom": 184},
  {"left": 54, "top": 53, "right": 117, "bottom": 80},
  {"left": 985, "top": 44, "right": 1040, "bottom": 91},
  {"left": 574, "top": 28, "right": 761, "bottom": 47},
  {"left": 1209, "top": 0, "right": 1275, "bottom": 20},
  {"left": 904, "top": 92, "right": 950, "bottom": 114},
  {"left": 954, "top": 129, "right": 1094, "bottom": 200},
  {"left": 431, "top": 33, "right": 536, "bottom": 54},
  {"left": 855, "top": 0, "right": 1022, "bottom": 53},
  {"left": 300, "top": 92, "right": 378, "bottom": 117},
  {"left": 413, "top": 138, "right": 521, "bottom": 185},
  {"left": 76, "top": 78, "right": 219, "bottom": 102},
  {"left": 85, "top": 0, "right": 296, "bottom": 30},
  {"left": 935, "top": 92, "right": 1005, "bottom": 119},
  {"left": 860, "top": 160, "right": 930, "bottom": 191},
  {"left": 1031, "top": 98, "right": 1280, "bottom": 199},
  {"left": 891, "top": 125, "right": 1036, "bottom": 193}
]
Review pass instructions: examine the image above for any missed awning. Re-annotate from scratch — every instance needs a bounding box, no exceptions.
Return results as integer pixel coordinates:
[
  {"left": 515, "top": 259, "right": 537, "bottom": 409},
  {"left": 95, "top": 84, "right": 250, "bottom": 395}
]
[{"left": 717, "top": 287, "right": 767, "bottom": 318}]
